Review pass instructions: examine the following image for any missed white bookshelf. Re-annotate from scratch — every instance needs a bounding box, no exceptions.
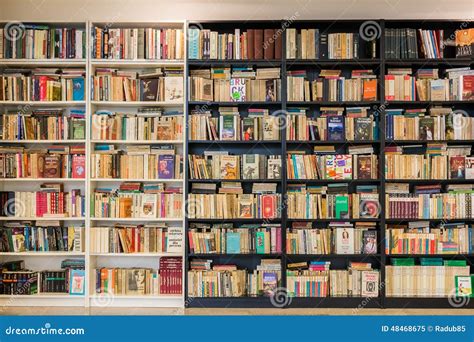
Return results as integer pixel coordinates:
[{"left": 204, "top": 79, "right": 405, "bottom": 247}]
[
  {"left": 87, "top": 20, "right": 186, "bottom": 308},
  {"left": 0, "top": 19, "right": 186, "bottom": 309},
  {"left": 0, "top": 20, "right": 88, "bottom": 308}
]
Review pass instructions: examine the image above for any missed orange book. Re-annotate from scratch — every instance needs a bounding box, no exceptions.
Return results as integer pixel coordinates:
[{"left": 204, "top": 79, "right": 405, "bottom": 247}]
[
  {"left": 456, "top": 28, "right": 474, "bottom": 57},
  {"left": 363, "top": 79, "right": 377, "bottom": 101},
  {"left": 119, "top": 197, "right": 133, "bottom": 218}
]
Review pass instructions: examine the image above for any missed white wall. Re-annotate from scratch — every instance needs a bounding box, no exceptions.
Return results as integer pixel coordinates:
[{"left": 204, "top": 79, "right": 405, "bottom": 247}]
[{"left": 0, "top": 0, "right": 472, "bottom": 22}]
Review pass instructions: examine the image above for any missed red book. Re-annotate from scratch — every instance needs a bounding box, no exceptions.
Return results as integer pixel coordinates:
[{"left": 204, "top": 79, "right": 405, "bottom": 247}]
[
  {"left": 247, "top": 29, "right": 255, "bottom": 59},
  {"left": 263, "top": 29, "right": 275, "bottom": 60},
  {"left": 254, "top": 29, "right": 264, "bottom": 59},
  {"left": 72, "top": 155, "right": 86, "bottom": 178},
  {"left": 261, "top": 195, "right": 276, "bottom": 219},
  {"left": 39, "top": 76, "right": 48, "bottom": 101},
  {"left": 274, "top": 31, "right": 282, "bottom": 59},
  {"left": 462, "top": 75, "right": 474, "bottom": 100}
]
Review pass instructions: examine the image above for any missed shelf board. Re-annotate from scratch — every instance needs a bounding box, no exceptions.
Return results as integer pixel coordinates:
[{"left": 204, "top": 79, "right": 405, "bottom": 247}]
[
  {"left": 188, "top": 179, "right": 281, "bottom": 183},
  {"left": 188, "top": 253, "right": 281, "bottom": 257},
  {"left": 188, "top": 218, "right": 281, "bottom": 223},
  {"left": 286, "top": 179, "right": 381, "bottom": 184},
  {"left": 0, "top": 217, "right": 85, "bottom": 221},
  {"left": 91, "top": 140, "right": 183, "bottom": 144},
  {"left": 1, "top": 178, "right": 85, "bottom": 182},
  {"left": 386, "top": 139, "right": 474, "bottom": 144},
  {"left": 386, "top": 179, "right": 473, "bottom": 184},
  {"left": 286, "top": 58, "right": 381, "bottom": 66},
  {"left": 90, "top": 217, "right": 182, "bottom": 222},
  {"left": 385, "top": 218, "right": 474, "bottom": 223},
  {"left": 91, "top": 101, "right": 183, "bottom": 107},
  {"left": 386, "top": 100, "right": 474, "bottom": 105},
  {"left": 384, "top": 58, "right": 472, "bottom": 66},
  {"left": 91, "top": 252, "right": 182, "bottom": 257},
  {"left": 0, "top": 59, "right": 87, "bottom": 66},
  {"left": 0, "top": 101, "right": 85, "bottom": 106},
  {"left": 90, "top": 294, "right": 181, "bottom": 300},
  {"left": 287, "top": 101, "right": 378, "bottom": 106},
  {"left": 0, "top": 252, "right": 85, "bottom": 256},
  {"left": 189, "top": 140, "right": 281, "bottom": 145},
  {"left": 286, "top": 253, "right": 381, "bottom": 258},
  {"left": 287, "top": 297, "right": 382, "bottom": 309},
  {"left": 91, "top": 59, "right": 184, "bottom": 67},
  {"left": 0, "top": 294, "right": 83, "bottom": 299},
  {"left": 91, "top": 178, "right": 183, "bottom": 183},
  {"left": 385, "top": 297, "right": 474, "bottom": 309},
  {"left": 387, "top": 254, "right": 474, "bottom": 257},
  {"left": 0, "top": 140, "right": 86, "bottom": 144},
  {"left": 188, "top": 59, "right": 281, "bottom": 66},
  {"left": 287, "top": 140, "right": 380, "bottom": 145},
  {"left": 287, "top": 218, "right": 380, "bottom": 222},
  {"left": 189, "top": 101, "right": 281, "bottom": 106}
]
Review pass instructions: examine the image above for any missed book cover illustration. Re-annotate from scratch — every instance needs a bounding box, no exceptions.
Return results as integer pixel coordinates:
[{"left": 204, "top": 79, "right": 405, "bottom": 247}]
[
  {"left": 164, "top": 77, "right": 184, "bottom": 103},
  {"left": 357, "top": 155, "right": 372, "bottom": 180},
  {"left": 419, "top": 117, "right": 434, "bottom": 140},
  {"left": 140, "top": 78, "right": 158, "bottom": 101},
  {"left": 450, "top": 156, "right": 466, "bottom": 179},
  {"left": 265, "top": 80, "right": 276, "bottom": 102},
  {"left": 158, "top": 155, "right": 175, "bottom": 179},
  {"left": 335, "top": 228, "right": 354, "bottom": 254},
  {"left": 72, "top": 78, "right": 84, "bottom": 101},
  {"left": 230, "top": 78, "right": 246, "bottom": 102},
  {"left": 220, "top": 156, "right": 238, "bottom": 179},
  {"left": 220, "top": 115, "right": 236, "bottom": 140},
  {"left": 327, "top": 116, "right": 344, "bottom": 141},
  {"left": 362, "top": 230, "right": 377, "bottom": 254},
  {"left": 226, "top": 232, "right": 241, "bottom": 254},
  {"left": 263, "top": 272, "right": 278, "bottom": 296},
  {"left": 127, "top": 269, "right": 146, "bottom": 295},
  {"left": 140, "top": 194, "right": 157, "bottom": 218},
  {"left": 242, "top": 117, "right": 255, "bottom": 140},
  {"left": 69, "top": 269, "right": 85, "bottom": 295},
  {"left": 354, "top": 117, "right": 372, "bottom": 140}
]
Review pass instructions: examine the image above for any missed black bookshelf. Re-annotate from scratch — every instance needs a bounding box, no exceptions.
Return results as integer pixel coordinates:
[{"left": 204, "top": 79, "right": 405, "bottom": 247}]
[{"left": 185, "top": 19, "right": 474, "bottom": 309}]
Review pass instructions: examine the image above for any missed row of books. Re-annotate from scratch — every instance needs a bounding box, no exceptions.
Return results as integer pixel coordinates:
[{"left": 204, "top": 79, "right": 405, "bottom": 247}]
[
  {"left": 92, "top": 183, "right": 182, "bottom": 219},
  {"left": 385, "top": 28, "right": 445, "bottom": 59},
  {"left": 91, "top": 109, "right": 183, "bottom": 141},
  {"left": 187, "top": 192, "right": 281, "bottom": 219},
  {"left": 384, "top": 68, "right": 474, "bottom": 101},
  {"left": 287, "top": 153, "right": 378, "bottom": 180},
  {"left": 0, "top": 259, "right": 85, "bottom": 295},
  {"left": 0, "top": 224, "right": 83, "bottom": 252},
  {"left": 187, "top": 259, "right": 281, "bottom": 297},
  {"left": 91, "top": 145, "right": 182, "bottom": 180},
  {"left": 0, "top": 185, "right": 84, "bottom": 218},
  {"left": 286, "top": 222, "right": 377, "bottom": 254},
  {"left": 90, "top": 225, "right": 182, "bottom": 254},
  {"left": 0, "top": 109, "right": 85, "bottom": 141},
  {"left": 0, "top": 146, "right": 85, "bottom": 179},
  {"left": 385, "top": 154, "right": 474, "bottom": 180},
  {"left": 188, "top": 153, "right": 281, "bottom": 180},
  {"left": 385, "top": 107, "right": 474, "bottom": 141},
  {"left": 287, "top": 69, "right": 377, "bottom": 102},
  {"left": 287, "top": 192, "right": 379, "bottom": 219},
  {"left": 287, "top": 261, "right": 379, "bottom": 298},
  {"left": 91, "top": 68, "right": 183, "bottom": 102},
  {"left": 0, "top": 69, "right": 85, "bottom": 101},
  {"left": 188, "top": 28, "right": 282, "bottom": 60},
  {"left": 0, "top": 26, "right": 86, "bottom": 59},
  {"left": 286, "top": 107, "right": 378, "bottom": 141},
  {"left": 92, "top": 27, "right": 184, "bottom": 60},
  {"left": 93, "top": 258, "right": 182, "bottom": 295},
  {"left": 189, "top": 76, "right": 280, "bottom": 103},
  {"left": 386, "top": 258, "right": 469, "bottom": 297},
  {"left": 188, "top": 108, "right": 281, "bottom": 141},
  {"left": 385, "top": 192, "right": 474, "bottom": 219},
  {"left": 188, "top": 224, "right": 282, "bottom": 254},
  {"left": 386, "top": 222, "right": 474, "bottom": 255}
]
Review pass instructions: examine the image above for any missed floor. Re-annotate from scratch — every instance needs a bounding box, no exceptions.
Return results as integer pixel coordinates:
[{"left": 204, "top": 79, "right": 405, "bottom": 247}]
[{"left": 2, "top": 307, "right": 474, "bottom": 315}]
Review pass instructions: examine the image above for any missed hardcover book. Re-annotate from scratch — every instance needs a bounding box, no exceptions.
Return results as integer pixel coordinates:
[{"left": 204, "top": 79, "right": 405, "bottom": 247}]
[{"left": 158, "top": 155, "right": 175, "bottom": 179}]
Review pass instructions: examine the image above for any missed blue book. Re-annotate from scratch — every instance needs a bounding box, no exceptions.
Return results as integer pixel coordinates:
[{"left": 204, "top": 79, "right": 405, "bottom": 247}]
[
  {"left": 226, "top": 232, "right": 241, "bottom": 254},
  {"left": 188, "top": 29, "right": 200, "bottom": 59},
  {"left": 69, "top": 269, "right": 85, "bottom": 295},
  {"left": 72, "top": 78, "right": 84, "bottom": 101}
]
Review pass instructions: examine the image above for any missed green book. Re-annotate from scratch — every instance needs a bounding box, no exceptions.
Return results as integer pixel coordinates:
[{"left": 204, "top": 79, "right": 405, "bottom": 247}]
[
  {"left": 256, "top": 231, "right": 265, "bottom": 254},
  {"left": 391, "top": 258, "right": 415, "bottom": 266},
  {"left": 335, "top": 195, "right": 349, "bottom": 219},
  {"left": 444, "top": 260, "right": 467, "bottom": 266},
  {"left": 420, "top": 258, "right": 443, "bottom": 266},
  {"left": 455, "top": 275, "right": 473, "bottom": 297}
]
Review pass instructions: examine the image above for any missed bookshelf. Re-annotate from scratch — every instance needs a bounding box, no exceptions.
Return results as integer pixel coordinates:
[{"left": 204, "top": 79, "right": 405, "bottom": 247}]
[
  {"left": 87, "top": 20, "right": 185, "bottom": 308},
  {"left": 0, "top": 20, "right": 88, "bottom": 307},
  {"left": 184, "top": 19, "right": 474, "bottom": 309},
  {"left": 0, "top": 18, "right": 472, "bottom": 310}
]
